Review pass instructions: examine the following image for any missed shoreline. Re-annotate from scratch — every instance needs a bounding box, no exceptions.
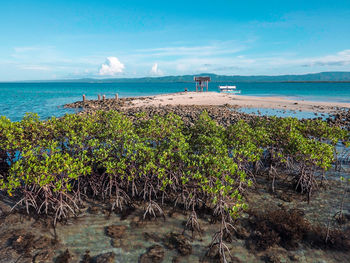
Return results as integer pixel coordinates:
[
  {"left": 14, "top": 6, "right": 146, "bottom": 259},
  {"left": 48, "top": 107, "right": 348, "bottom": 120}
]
[{"left": 66, "top": 92, "right": 350, "bottom": 114}]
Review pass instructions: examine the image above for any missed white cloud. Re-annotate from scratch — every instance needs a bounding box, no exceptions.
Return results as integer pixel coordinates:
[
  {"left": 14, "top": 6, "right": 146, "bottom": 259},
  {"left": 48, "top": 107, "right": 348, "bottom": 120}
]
[
  {"left": 135, "top": 41, "right": 246, "bottom": 58},
  {"left": 13, "top": 46, "right": 41, "bottom": 53},
  {"left": 302, "top": 49, "right": 350, "bottom": 67},
  {"left": 150, "top": 63, "right": 163, "bottom": 75},
  {"left": 99, "top": 57, "right": 125, "bottom": 76},
  {"left": 101, "top": 48, "right": 350, "bottom": 77},
  {"left": 19, "top": 65, "right": 51, "bottom": 71}
]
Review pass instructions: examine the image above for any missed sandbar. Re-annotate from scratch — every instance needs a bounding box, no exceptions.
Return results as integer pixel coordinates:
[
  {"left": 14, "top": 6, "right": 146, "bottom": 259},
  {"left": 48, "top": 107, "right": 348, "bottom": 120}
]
[{"left": 126, "top": 92, "right": 350, "bottom": 113}]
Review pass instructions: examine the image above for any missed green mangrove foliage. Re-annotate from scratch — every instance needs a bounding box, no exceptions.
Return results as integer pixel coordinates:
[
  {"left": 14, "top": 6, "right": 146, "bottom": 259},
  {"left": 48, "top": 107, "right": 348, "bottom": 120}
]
[
  {"left": 0, "top": 111, "right": 349, "bottom": 261},
  {"left": 251, "top": 117, "right": 349, "bottom": 199}
]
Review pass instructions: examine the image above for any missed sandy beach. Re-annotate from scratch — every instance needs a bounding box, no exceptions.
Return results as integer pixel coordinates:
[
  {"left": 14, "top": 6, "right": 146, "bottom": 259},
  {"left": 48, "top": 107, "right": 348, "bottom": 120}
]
[{"left": 126, "top": 92, "right": 350, "bottom": 113}]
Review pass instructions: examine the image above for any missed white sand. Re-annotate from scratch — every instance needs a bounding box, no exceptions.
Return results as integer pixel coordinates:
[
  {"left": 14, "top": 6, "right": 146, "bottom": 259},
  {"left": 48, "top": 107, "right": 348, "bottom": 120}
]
[{"left": 127, "top": 92, "right": 350, "bottom": 113}]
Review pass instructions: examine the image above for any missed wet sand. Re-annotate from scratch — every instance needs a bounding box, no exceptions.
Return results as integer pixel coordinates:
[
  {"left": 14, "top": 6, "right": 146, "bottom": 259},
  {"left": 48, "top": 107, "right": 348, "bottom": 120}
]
[{"left": 128, "top": 92, "right": 350, "bottom": 113}]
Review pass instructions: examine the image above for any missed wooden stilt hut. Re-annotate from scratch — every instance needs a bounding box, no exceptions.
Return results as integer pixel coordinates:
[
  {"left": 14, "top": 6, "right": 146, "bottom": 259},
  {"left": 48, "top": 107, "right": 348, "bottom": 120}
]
[{"left": 194, "top": 76, "right": 211, "bottom": 92}]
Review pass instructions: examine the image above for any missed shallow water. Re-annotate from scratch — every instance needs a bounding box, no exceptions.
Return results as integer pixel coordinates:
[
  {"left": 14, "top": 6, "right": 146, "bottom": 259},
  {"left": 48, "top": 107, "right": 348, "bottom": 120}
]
[
  {"left": 1, "top": 82, "right": 350, "bottom": 121},
  {"left": 52, "top": 171, "right": 350, "bottom": 263},
  {"left": 54, "top": 208, "right": 215, "bottom": 262},
  {"left": 237, "top": 107, "right": 329, "bottom": 120},
  {"left": 1, "top": 165, "right": 349, "bottom": 263}
]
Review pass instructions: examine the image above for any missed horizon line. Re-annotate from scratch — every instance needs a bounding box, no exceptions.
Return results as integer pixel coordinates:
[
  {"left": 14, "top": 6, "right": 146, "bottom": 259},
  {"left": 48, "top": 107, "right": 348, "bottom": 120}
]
[{"left": 1, "top": 71, "right": 350, "bottom": 83}]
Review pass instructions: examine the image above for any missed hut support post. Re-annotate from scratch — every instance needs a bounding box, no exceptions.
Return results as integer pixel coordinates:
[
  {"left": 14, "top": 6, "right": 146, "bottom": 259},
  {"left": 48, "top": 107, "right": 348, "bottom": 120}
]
[{"left": 194, "top": 76, "right": 211, "bottom": 93}]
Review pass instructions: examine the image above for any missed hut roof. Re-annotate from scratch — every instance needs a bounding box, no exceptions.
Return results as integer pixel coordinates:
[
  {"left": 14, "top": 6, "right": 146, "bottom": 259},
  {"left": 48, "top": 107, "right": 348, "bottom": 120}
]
[{"left": 194, "top": 76, "right": 211, "bottom": 81}]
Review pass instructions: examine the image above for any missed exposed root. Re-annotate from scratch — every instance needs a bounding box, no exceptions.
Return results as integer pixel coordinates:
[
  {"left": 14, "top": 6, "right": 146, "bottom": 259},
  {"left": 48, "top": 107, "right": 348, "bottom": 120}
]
[
  {"left": 143, "top": 200, "right": 165, "bottom": 220},
  {"left": 183, "top": 210, "right": 202, "bottom": 238},
  {"left": 110, "top": 189, "right": 130, "bottom": 212}
]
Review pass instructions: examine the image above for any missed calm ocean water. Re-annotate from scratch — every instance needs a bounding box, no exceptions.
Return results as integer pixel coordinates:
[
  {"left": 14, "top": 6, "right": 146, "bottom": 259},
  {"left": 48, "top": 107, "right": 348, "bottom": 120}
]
[{"left": 0, "top": 82, "right": 350, "bottom": 122}]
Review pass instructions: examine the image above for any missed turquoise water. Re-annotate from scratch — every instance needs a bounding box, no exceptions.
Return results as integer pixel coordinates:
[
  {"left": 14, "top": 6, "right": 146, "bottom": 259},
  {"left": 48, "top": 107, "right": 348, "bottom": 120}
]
[
  {"left": 237, "top": 107, "right": 329, "bottom": 120},
  {"left": 0, "top": 82, "right": 350, "bottom": 121}
]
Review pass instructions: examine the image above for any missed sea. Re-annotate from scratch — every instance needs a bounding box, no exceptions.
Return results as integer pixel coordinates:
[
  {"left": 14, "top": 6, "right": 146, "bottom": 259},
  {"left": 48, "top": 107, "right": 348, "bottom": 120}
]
[{"left": 0, "top": 82, "right": 350, "bottom": 122}]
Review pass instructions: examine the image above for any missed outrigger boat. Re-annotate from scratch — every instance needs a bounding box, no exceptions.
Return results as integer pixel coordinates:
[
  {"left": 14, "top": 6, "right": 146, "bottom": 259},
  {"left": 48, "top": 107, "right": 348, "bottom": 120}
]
[{"left": 218, "top": 85, "right": 241, "bottom": 94}]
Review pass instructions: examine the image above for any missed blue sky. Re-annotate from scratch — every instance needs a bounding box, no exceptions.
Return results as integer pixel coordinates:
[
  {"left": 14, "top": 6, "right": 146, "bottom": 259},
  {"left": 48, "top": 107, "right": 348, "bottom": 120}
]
[{"left": 0, "top": 0, "right": 350, "bottom": 80}]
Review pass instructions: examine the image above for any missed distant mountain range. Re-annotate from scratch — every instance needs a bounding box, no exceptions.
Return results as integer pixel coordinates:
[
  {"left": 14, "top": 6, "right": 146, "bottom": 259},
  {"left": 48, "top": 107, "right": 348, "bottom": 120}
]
[{"left": 15, "top": 71, "right": 350, "bottom": 83}]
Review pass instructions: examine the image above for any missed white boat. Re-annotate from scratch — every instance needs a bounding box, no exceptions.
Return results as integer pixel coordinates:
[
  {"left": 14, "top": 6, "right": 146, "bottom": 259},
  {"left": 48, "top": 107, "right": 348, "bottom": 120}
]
[{"left": 218, "top": 85, "right": 241, "bottom": 94}]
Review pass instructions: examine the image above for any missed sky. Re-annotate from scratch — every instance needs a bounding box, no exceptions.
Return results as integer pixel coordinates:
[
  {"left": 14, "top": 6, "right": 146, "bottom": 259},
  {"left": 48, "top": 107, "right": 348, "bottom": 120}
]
[{"left": 0, "top": 0, "right": 350, "bottom": 81}]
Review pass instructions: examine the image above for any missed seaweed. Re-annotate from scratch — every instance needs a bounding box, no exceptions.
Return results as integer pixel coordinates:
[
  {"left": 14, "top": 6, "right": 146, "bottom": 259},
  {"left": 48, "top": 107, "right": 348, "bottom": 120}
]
[
  {"left": 247, "top": 208, "right": 311, "bottom": 250},
  {"left": 247, "top": 207, "right": 350, "bottom": 252}
]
